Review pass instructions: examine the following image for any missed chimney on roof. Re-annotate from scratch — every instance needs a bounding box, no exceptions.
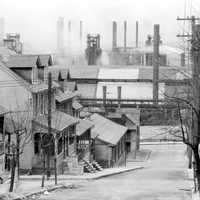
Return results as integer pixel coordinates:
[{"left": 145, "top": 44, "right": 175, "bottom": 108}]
[
  {"left": 103, "top": 86, "right": 107, "bottom": 112},
  {"left": 0, "top": 18, "right": 4, "bottom": 47},
  {"left": 136, "top": 21, "right": 139, "bottom": 48},
  {"left": 112, "top": 21, "right": 117, "bottom": 50},
  {"left": 124, "top": 21, "right": 127, "bottom": 52},
  {"left": 57, "top": 17, "right": 64, "bottom": 54},
  {"left": 117, "top": 86, "right": 121, "bottom": 108}
]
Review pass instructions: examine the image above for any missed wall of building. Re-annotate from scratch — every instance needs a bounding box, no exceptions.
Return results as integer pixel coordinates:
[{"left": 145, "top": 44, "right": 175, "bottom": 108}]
[
  {"left": 13, "top": 69, "right": 32, "bottom": 83},
  {"left": 94, "top": 139, "right": 112, "bottom": 167},
  {"left": 0, "top": 66, "right": 31, "bottom": 111}
]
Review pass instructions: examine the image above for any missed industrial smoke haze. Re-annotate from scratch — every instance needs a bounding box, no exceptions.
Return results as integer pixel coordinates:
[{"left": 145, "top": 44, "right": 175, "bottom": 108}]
[{"left": 0, "top": 0, "right": 194, "bottom": 53}]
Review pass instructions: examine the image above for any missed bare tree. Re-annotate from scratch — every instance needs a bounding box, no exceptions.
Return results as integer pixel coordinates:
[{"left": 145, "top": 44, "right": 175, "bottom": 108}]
[{"left": 5, "top": 109, "right": 32, "bottom": 192}]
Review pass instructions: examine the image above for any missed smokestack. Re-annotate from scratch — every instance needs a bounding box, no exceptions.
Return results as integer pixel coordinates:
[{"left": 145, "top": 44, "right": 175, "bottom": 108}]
[
  {"left": 57, "top": 17, "right": 64, "bottom": 54},
  {"left": 153, "top": 24, "right": 160, "bottom": 104},
  {"left": 124, "top": 21, "right": 127, "bottom": 51},
  {"left": 80, "top": 21, "right": 83, "bottom": 46},
  {"left": 136, "top": 21, "right": 139, "bottom": 48},
  {"left": 68, "top": 21, "right": 71, "bottom": 52},
  {"left": 0, "top": 18, "right": 4, "bottom": 47},
  {"left": 112, "top": 21, "right": 117, "bottom": 50},
  {"left": 117, "top": 86, "right": 122, "bottom": 108}
]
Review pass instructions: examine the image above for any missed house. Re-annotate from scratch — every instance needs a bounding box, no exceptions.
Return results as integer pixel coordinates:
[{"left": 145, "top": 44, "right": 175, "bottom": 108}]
[
  {"left": 64, "top": 66, "right": 189, "bottom": 100},
  {"left": 88, "top": 113, "right": 128, "bottom": 168},
  {"left": 107, "top": 108, "right": 141, "bottom": 153},
  {"left": 0, "top": 106, "right": 8, "bottom": 180},
  {"left": 3, "top": 54, "right": 53, "bottom": 82}
]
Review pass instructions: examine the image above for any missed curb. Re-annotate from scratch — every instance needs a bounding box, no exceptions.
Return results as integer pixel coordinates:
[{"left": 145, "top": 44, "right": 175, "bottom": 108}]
[
  {"left": 91, "top": 166, "right": 144, "bottom": 180},
  {"left": 20, "top": 167, "right": 143, "bottom": 181},
  {"left": 11, "top": 184, "right": 76, "bottom": 200}
]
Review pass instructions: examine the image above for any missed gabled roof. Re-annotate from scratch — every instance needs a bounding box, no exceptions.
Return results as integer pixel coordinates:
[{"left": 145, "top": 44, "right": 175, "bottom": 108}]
[
  {"left": 69, "top": 66, "right": 99, "bottom": 79},
  {"left": 117, "top": 108, "right": 140, "bottom": 126},
  {"left": 89, "top": 113, "right": 127, "bottom": 146},
  {"left": 77, "top": 83, "right": 97, "bottom": 98},
  {"left": 76, "top": 119, "right": 94, "bottom": 136},
  {"left": 33, "top": 111, "right": 79, "bottom": 132},
  {"left": 4, "top": 55, "right": 39, "bottom": 68},
  {"left": 63, "top": 81, "right": 77, "bottom": 92},
  {"left": 55, "top": 90, "right": 77, "bottom": 103},
  {"left": 0, "top": 105, "right": 8, "bottom": 116},
  {"left": 72, "top": 101, "right": 83, "bottom": 110},
  {"left": 30, "top": 81, "right": 59, "bottom": 93},
  {"left": 39, "top": 55, "right": 52, "bottom": 66},
  {"left": 45, "top": 65, "right": 69, "bottom": 81},
  {"left": 0, "top": 61, "right": 31, "bottom": 91},
  {"left": 4, "top": 54, "right": 52, "bottom": 69}
]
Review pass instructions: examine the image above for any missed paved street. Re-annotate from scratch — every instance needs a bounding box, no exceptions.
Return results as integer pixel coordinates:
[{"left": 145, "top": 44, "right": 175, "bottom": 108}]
[{"left": 39, "top": 143, "right": 191, "bottom": 200}]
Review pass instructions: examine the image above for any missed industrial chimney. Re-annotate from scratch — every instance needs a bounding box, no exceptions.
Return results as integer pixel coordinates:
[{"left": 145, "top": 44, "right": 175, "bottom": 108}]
[
  {"left": 80, "top": 21, "right": 83, "bottom": 47},
  {"left": 124, "top": 21, "right": 127, "bottom": 51},
  {"left": 153, "top": 24, "right": 160, "bottom": 104},
  {"left": 112, "top": 21, "right": 117, "bottom": 50},
  {"left": 57, "top": 17, "right": 64, "bottom": 54},
  {"left": 136, "top": 21, "right": 139, "bottom": 48}
]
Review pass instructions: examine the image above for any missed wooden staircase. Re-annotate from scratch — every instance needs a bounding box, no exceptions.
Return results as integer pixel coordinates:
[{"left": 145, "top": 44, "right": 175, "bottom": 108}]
[{"left": 83, "top": 160, "right": 103, "bottom": 173}]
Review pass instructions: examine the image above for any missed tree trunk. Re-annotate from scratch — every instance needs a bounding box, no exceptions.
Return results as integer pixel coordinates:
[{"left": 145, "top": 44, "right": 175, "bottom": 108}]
[
  {"left": 193, "top": 145, "right": 200, "bottom": 191},
  {"left": 9, "top": 149, "right": 16, "bottom": 192},
  {"left": 41, "top": 148, "right": 45, "bottom": 188},
  {"left": 16, "top": 132, "right": 20, "bottom": 180},
  {"left": 188, "top": 146, "right": 192, "bottom": 169}
]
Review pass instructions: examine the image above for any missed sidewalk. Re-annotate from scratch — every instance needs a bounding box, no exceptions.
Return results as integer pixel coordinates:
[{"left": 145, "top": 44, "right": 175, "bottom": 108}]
[
  {"left": 0, "top": 166, "right": 143, "bottom": 200},
  {"left": 127, "top": 149, "right": 151, "bottom": 162},
  {"left": 20, "top": 166, "right": 143, "bottom": 181}
]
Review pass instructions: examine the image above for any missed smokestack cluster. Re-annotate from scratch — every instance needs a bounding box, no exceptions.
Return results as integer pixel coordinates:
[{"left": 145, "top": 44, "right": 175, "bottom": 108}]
[
  {"left": 112, "top": 20, "right": 139, "bottom": 51},
  {"left": 56, "top": 18, "right": 83, "bottom": 55}
]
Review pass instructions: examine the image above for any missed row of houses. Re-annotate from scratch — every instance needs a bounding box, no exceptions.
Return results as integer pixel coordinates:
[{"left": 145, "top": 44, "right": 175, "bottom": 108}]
[
  {"left": 45, "top": 65, "right": 190, "bottom": 101},
  {"left": 0, "top": 54, "right": 140, "bottom": 178}
]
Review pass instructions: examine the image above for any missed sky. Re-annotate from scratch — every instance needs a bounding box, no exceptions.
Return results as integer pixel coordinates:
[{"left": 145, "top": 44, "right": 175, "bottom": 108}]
[{"left": 0, "top": 0, "right": 199, "bottom": 54}]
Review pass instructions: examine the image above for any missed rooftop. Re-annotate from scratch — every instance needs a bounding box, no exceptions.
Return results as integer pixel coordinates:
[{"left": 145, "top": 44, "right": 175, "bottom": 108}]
[
  {"left": 76, "top": 119, "right": 94, "bottom": 136},
  {"left": 89, "top": 113, "right": 127, "bottom": 146},
  {"left": 33, "top": 111, "right": 79, "bottom": 132},
  {"left": 55, "top": 90, "right": 77, "bottom": 103}
]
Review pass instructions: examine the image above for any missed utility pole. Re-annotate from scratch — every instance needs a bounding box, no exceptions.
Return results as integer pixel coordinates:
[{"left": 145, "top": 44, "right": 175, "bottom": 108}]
[
  {"left": 153, "top": 24, "right": 160, "bottom": 104},
  {"left": 191, "top": 23, "right": 200, "bottom": 191},
  {"left": 176, "top": 15, "right": 199, "bottom": 170},
  {"left": 47, "top": 72, "right": 52, "bottom": 180}
]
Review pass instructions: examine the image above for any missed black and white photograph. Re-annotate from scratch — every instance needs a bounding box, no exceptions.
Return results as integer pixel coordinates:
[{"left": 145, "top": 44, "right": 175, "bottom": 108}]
[{"left": 0, "top": 0, "right": 199, "bottom": 199}]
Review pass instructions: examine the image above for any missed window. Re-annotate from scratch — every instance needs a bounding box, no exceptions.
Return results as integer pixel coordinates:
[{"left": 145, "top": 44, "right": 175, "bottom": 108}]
[
  {"left": 58, "top": 137, "right": 63, "bottom": 154},
  {"left": 34, "top": 133, "right": 41, "bottom": 154}
]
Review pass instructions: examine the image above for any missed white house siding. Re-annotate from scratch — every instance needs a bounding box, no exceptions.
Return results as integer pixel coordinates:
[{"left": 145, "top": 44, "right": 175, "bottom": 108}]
[
  {"left": 0, "top": 65, "right": 31, "bottom": 111},
  {"left": 96, "top": 82, "right": 165, "bottom": 100},
  {"left": 20, "top": 139, "right": 34, "bottom": 169}
]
